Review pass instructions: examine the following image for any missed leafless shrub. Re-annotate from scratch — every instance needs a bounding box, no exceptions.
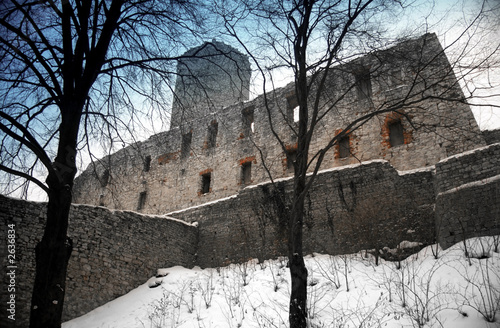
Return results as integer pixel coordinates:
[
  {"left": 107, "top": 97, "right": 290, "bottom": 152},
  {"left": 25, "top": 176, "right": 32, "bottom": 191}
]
[
  {"left": 457, "top": 245, "right": 500, "bottom": 323},
  {"left": 269, "top": 257, "right": 288, "bottom": 292},
  {"left": 380, "top": 254, "right": 454, "bottom": 327},
  {"left": 313, "top": 255, "right": 342, "bottom": 289},
  {"left": 148, "top": 290, "right": 184, "bottom": 328},
  {"left": 198, "top": 270, "right": 216, "bottom": 309}
]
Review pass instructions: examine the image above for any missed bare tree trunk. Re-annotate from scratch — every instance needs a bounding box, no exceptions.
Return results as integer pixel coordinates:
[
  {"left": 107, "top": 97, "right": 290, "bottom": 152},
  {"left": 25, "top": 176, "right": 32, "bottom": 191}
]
[
  {"left": 30, "top": 106, "right": 80, "bottom": 328},
  {"left": 288, "top": 204, "right": 308, "bottom": 328},
  {"left": 30, "top": 189, "right": 73, "bottom": 328},
  {"left": 289, "top": 136, "right": 309, "bottom": 327}
]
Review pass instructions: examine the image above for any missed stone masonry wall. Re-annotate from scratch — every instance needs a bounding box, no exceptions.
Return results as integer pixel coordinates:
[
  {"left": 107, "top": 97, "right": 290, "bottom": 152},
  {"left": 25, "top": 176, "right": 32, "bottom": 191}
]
[
  {"left": 73, "top": 33, "right": 485, "bottom": 215},
  {"left": 2, "top": 143, "right": 499, "bottom": 325},
  {"left": 435, "top": 143, "right": 500, "bottom": 249},
  {"left": 0, "top": 196, "right": 198, "bottom": 327},
  {"left": 482, "top": 129, "right": 500, "bottom": 145},
  {"left": 170, "top": 160, "right": 436, "bottom": 268}
]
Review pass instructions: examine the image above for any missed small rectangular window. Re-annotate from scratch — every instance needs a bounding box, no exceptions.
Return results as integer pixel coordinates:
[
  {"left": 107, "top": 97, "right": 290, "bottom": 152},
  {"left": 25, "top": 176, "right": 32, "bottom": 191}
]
[
  {"left": 355, "top": 71, "right": 372, "bottom": 100},
  {"left": 293, "top": 106, "right": 299, "bottom": 122},
  {"left": 242, "top": 106, "right": 255, "bottom": 134},
  {"left": 207, "top": 120, "right": 218, "bottom": 149},
  {"left": 338, "top": 136, "right": 350, "bottom": 158},
  {"left": 286, "top": 149, "right": 297, "bottom": 171},
  {"left": 181, "top": 131, "right": 192, "bottom": 159},
  {"left": 286, "top": 94, "right": 299, "bottom": 123},
  {"left": 137, "top": 191, "right": 147, "bottom": 210},
  {"left": 143, "top": 155, "right": 151, "bottom": 172},
  {"left": 241, "top": 162, "right": 252, "bottom": 185},
  {"left": 100, "top": 169, "right": 110, "bottom": 188},
  {"left": 389, "top": 120, "right": 405, "bottom": 147},
  {"left": 201, "top": 173, "right": 211, "bottom": 194}
]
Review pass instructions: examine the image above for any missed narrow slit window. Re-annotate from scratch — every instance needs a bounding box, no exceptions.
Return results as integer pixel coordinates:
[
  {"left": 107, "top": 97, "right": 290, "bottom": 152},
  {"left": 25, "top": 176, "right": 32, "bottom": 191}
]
[
  {"left": 241, "top": 162, "right": 252, "bottom": 185},
  {"left": 389, "top": 120, "right": 405, "bottom": 147},
  {"left": 201, "top": 173, "right": 211, "bottom": 194},
  {"left": 181, "top": 131, "right": 192, "bottom": 159},
  {"left": 207, "top": 120, "right": 218, "bottom": 148},
  {"left": 100, "top": 169, "right": 110, "bottom": 188},
  {"left": 287, "top": 149, "right": 297, "bottom": 171},
  {"left": 242, "top": 106, "right": 255, "bottom": 134},
  {"left": 293, "top": 106, "right": 300, "bottom": 122},
  {"left": 286, "top": 94, "right": 299, "bottom": 123},
  {"left": 143, "top": 155, "right": 151, "bottom": 172},
  {"left": 338, "top": 136, "right": 350, "bottom": 158},
  {"left": 137, "top": 191, "right": 147, "bottom": 211},
  {"left": 355, "top": 71, "right": 372, "bottom": 100}
]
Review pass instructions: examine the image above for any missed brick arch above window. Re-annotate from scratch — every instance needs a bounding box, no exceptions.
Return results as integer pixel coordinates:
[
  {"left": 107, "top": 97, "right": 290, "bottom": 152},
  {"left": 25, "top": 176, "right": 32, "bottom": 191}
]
[{"left": 381, "top": 112, "right": 413, "bottom": 148}]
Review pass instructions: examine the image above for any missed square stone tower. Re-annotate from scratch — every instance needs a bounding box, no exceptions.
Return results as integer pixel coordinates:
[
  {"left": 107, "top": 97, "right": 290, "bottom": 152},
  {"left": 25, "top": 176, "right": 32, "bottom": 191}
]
[{"left": 170, "top": 40, "right": 251, "bottom": 129}]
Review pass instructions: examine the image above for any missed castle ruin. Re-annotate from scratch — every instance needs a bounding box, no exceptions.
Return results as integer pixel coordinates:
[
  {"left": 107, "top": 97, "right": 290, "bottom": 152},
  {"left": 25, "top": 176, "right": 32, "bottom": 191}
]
[
  {"left": 73, "top": 33, "right": 485, "bottom": 213},
  {"left": 2, "top": 33, "right": 499, "bottom": 326}
]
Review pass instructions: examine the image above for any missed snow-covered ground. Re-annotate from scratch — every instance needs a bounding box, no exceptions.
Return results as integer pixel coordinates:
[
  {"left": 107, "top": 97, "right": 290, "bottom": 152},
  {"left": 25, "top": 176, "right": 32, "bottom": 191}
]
[{"left": 63, "top": 236, "right": 500, "bottom": 328}]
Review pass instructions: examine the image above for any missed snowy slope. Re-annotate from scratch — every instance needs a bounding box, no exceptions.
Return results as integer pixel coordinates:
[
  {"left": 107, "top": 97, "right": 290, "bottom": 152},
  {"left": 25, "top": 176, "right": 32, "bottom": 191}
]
[{"left": 63, "top": 236, "right": 500, "bottom": 328}]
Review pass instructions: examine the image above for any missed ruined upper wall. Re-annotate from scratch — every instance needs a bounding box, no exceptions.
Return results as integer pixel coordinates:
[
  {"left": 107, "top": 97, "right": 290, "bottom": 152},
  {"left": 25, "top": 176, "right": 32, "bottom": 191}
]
[{"left": 73, "top": 33, "right": 485, "bottom": 214}]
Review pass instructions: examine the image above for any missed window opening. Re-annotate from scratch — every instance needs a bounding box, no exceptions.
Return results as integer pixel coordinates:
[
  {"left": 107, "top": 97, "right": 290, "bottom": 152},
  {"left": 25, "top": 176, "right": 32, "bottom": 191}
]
[
  {"left": 242, "top": 106, "right": 255, "bottom": 133},
  {"left": 100, "top": 169, "right": 110, "bottom": 188},
  {"left": 201, "top": 173, "right": 211, "bottom": 194},
  {"left": 286, "top": 94, "right": 299, "bottom": 123},
  {"left": 338, "top": 135, "right": 350, "bottom": 158},
  {"left": 181, "top": 131, "right": 192, "bottom": 159},
  {"left": 287, "top": 149, "right": 297, "bottom": 171},
  {"left": 389, "top": 120, "right": 404, "bottom": 147},
  {"left": 355, "top": 71, "right": 372, "bottom": 100},
  {"left": 143, "top": 155, "right": 151, "bottom": 172},
  {"left": 241, "top": 162, "right": 252, "bottom": 185},
  {"left": 137, "top": 191, "right": 147, "bottom": 210},
  {"left": 293, "top": 106, "right": 299, "bottom": 122},
  {"left": 207, "top": 120, "right": 218, "bottom": 149}
]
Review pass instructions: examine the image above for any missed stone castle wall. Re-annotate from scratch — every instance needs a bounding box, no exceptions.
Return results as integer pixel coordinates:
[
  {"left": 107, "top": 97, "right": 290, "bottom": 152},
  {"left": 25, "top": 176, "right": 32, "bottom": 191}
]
[
  {"left": 2, "top": 33, "right": 496, "bottom": 325},
  {"left": 435, "top": 143, "right": 500, "bottom": 248},
  {"left": 0, "top": 198, "right": 198, "bottom": 327},
  {"left": 483, "top": 129, "right": 500, "bottom": 145},
  {"left": 1, "top": 142, "right": 499, "bottom": 325},
  {"left": 171, "top": 40, "right": 252, "bottom": 128},
  {"left": 169, "top": 160, "right": 437, "bottom": 268},
  {"left": 73, "top": 33, "right": 484, "bottom": 215}
]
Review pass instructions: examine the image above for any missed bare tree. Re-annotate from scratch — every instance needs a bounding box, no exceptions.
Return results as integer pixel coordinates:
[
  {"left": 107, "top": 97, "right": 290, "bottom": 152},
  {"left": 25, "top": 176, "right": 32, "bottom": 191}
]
[
  {"left": 215, "top": 0, "right": 500, "bottom": 327},
  {"left": 0, "top": 1, "right": 206, "bottom": 327}
]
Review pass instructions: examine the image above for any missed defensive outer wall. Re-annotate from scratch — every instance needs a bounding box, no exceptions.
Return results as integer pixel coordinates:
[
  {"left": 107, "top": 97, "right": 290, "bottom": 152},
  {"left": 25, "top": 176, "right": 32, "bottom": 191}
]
[
  {"left": 0, "top": 201, "right": 198, "bottom": 327},
  {"left": 1, "top": 141, "right": 499, "bottom": 326}
]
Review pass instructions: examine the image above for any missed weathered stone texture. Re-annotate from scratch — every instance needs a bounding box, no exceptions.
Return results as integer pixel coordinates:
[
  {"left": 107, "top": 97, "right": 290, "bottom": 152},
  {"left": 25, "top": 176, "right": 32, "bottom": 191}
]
[
  {"left": 73, "top": 33, "right": 485, "bottom": 215},
  {"left": 0, "top": 196, "right": 197, "bottom": 327},
  {"left": 171, "top": 40, "right": 251, "bottom": 128},
  {"left": 482, "top": 129, "right": 500, "bottom": 145},
  {"left": 170, "top": 160, "right": 436, "bottom": 268},
  {"left": 434, "top": 143, "right": 500, "bottom": 193},
  {"left": 435, "top": 143, "right": 500, "bottom": 249},
  {"left": 2, "top": 142, "right": 499, "bottom": 324},
  {"left": 2, "top": 33, "right": 497, "bottom": 325}
]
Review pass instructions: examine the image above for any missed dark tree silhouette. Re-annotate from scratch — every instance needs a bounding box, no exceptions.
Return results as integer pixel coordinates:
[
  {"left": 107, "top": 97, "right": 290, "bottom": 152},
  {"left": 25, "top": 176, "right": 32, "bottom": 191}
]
[
  {"left": 0, "top": 1, "right": 205, "bottom": 327},
  {"left": 216, "top": 0, "right": 500, "bottom": 327}
]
